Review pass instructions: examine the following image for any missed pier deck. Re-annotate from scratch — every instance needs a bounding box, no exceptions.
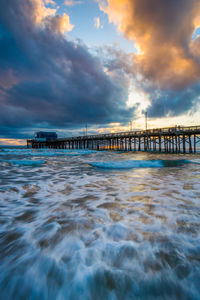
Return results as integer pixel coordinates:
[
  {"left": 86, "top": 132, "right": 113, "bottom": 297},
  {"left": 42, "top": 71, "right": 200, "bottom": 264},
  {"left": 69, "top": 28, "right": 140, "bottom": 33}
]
[{"left": 27, "top": 125, "right": 200, "bottom": 153}]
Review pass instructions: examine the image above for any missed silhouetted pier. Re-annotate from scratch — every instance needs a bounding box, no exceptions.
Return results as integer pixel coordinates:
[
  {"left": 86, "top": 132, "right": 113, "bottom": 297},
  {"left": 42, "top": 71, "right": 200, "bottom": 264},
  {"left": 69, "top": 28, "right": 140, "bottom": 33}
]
[{"left": 27, "top": 125, "right": 200, "bottom": 153}]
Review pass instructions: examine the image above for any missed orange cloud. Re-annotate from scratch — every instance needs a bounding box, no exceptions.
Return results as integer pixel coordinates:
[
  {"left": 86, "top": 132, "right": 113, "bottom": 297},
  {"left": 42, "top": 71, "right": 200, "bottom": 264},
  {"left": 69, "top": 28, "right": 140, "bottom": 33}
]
[
  {"left": 31, "top": 0, "right": 56, "bottom": 25},
  {"left": 44, "top": 0, "right": 56, "bottom": 4},
  {"left": 29, "top": 0, "right": 73, "bottom": 34},
  {"left": 65, "top": 0, "right": 82, "bottom": 6},
  {"left": 45, "top": 13, "right": 74, "bottom": 34},
  {"left": 0, "top": 139, "right": 26, "bottom": 146},
  {"left": 98, "top": 0, "right": 200, "bottom": 89},
  {"left": 94, "top": 17, "right": 100, "bottom": 29}
]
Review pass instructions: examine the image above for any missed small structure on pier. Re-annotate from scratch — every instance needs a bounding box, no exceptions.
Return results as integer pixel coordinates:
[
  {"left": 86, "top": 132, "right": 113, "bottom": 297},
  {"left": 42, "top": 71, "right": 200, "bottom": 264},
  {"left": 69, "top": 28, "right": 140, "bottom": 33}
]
[
  {"left": 34, "top": 131, "right": 57, "bottom": 141},
  {"left": 27, "top": 126, "right": 200, "bottom": 153}
]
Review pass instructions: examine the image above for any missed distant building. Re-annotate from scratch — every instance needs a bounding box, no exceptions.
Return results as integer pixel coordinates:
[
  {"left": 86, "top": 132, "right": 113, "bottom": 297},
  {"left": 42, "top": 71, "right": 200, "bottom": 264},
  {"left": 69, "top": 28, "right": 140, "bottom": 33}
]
[{"left": 34, "top": 131, "right": 57, "bottom": 141}]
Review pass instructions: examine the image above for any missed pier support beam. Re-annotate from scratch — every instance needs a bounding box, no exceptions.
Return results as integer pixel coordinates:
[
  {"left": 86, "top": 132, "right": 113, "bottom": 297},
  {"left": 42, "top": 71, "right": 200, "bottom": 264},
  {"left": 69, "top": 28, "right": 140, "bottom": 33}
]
[{"left": 183, "top": 135, "right": 186, "bottom": 153}]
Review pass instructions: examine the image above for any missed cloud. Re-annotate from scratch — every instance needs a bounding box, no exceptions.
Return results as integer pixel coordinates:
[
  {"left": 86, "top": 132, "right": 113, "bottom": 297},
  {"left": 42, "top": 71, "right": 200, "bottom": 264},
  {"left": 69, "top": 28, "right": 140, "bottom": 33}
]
[
  {"left": 94, "top": 17, "right": 102, "bottom": 29},
  {"left": 97, "top": 0, "right": 200, "bottom": 119},
  {"left": 146, "top": 85, "right": 200, "bottom": 118},
  {"left": 31, "top": 0, "right": 57, "bottom": 25},
  {"left": 0, "top": 0, "right": 135, "bottom": 139},
  {"left": 99, "top": 45, "right": 200, "bottom": 119},
  {"left": 0, "top": 69, "right": 21, "bottom": 89},
  {"left": 94, "top": 17, "right": 100, "bottom": 29},
  {"left": 98, "top": 0, "right": 200, "bottom": 90},
  {"left": 44, "top": 0, "right": 56, "bottom": 5},
  {"left": 65, "top": 0, "right": 82, "bottom": 7},
  {"left": 45, "top": 13, "right": 74, "bottom": 34}
]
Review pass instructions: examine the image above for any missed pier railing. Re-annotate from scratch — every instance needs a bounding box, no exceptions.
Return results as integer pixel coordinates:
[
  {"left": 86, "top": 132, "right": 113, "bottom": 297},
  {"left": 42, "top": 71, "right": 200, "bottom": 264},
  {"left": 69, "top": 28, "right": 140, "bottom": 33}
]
[{"left": 27, "top": 125, "right": 200, "bottom": 153}]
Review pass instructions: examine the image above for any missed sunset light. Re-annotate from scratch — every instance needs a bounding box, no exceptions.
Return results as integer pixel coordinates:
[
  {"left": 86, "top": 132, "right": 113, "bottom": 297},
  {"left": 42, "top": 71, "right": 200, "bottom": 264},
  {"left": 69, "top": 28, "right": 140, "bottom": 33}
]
[{"left": 0, "top": 1, "right": 200, "bottom": 299}]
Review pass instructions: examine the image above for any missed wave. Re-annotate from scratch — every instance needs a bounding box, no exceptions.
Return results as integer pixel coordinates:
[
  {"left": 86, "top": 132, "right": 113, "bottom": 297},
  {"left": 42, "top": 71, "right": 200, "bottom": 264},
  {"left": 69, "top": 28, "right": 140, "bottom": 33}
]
[
  {"left": 75, "top": 150, "right": 97, "bottom": 154},
  {"left": 10, "top": 160, "right": 45, "bottom": 166},
  {"left": 29, "top": 152, "right": 68, "bottom": 157},
  {"left": 89, "top": 159, "right": 196, "bottom": 170},
  {"left": 161, "top": 159, "right": 197, "bottom": 167},
  {"left": 0, "top": 149, "right": 97, "bottom": 156}
]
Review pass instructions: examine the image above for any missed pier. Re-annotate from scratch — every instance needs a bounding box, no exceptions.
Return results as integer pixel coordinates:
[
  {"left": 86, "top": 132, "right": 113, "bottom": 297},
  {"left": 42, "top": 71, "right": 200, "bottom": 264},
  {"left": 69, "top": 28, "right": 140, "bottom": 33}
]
[{"left": 27, "top": 125, "right": 200, "bottom": 153}]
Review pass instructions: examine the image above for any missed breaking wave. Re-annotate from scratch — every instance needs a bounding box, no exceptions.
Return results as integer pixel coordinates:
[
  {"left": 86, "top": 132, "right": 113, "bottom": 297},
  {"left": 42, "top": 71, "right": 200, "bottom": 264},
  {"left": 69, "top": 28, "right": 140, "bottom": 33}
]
[
  {"left": 9, "top": 160, "right": 45, "bottom": 166},
  {"left": 0, "top": 149, "right": 97, "bottom": 156},
  {"left": 89, "top": 159, "right": 195, "bottom": 170}
]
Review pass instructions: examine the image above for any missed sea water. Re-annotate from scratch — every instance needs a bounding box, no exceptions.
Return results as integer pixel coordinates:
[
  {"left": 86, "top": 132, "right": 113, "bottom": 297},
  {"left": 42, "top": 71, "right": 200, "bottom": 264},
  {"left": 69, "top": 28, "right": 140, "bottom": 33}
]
[{"left": 0, "top": 147, "right": 200, "bottom": 300}]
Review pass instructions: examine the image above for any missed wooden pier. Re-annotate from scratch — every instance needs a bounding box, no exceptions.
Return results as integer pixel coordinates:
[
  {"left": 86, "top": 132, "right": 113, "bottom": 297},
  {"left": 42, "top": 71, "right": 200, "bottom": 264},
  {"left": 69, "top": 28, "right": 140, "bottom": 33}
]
[{"left": 27, "top": 125, "right": 200, "bottom": 153}]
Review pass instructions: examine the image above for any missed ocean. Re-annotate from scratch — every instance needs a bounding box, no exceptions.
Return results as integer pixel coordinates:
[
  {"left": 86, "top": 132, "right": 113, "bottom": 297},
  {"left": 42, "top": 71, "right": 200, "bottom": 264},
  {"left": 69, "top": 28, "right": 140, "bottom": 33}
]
[{"left": 0, "top": 147, "right": 200, "bottom": 300}]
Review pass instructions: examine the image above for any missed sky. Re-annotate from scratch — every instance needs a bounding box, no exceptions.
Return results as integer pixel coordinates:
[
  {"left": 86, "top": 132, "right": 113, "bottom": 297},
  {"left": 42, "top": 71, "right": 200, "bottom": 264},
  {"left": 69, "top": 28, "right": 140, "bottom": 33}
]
[{"left": 0, "top": 0, "right": 200, "bottom": 145}]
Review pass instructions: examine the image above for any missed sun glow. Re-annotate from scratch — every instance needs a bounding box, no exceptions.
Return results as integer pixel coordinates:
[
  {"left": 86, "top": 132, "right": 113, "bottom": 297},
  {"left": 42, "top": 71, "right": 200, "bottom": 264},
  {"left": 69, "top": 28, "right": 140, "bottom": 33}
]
[{"left": 0, "top": 139, "right": 26, "bottom": 146}]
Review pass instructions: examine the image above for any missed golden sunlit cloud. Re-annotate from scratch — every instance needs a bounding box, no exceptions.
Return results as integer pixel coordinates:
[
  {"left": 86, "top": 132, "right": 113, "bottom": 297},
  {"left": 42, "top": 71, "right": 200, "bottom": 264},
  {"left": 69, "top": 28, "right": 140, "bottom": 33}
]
[
  {"left": 65, "top": 0, "right": 82, "bottom": 6},
  {"left": 30, "top": 0, "right": 74, "bottom": 34},
  {"left": 59, "top": 13, "right": 74, "bottom": 33},
  {"left": 33, "top": 0, "right": 57, "bottom": 25},
  {"left": 94, "top": 17, "right": 101, "bottom": 29},
  {"left": 44, "top": 0, "right": 56, "bottom": 5},
  {"left": 46, "top": 13, "right": 74, "bottom": 34},
  {"left": 98, "top": 0, "right": 200, "bottom": 89}
]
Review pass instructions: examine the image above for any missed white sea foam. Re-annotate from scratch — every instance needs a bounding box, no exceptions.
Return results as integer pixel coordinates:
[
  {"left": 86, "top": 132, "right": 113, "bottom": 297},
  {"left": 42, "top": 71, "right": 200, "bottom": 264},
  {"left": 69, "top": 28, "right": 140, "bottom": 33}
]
[{"left": 0, "top": 148, "right": 200, "bottom": 299}]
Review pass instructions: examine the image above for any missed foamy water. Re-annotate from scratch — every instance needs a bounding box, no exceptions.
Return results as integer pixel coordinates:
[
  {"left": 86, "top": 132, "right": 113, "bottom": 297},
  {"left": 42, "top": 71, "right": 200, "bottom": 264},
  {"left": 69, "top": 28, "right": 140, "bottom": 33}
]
[{"left": 0, "top": 148, "right": 200, "bottom": 300}]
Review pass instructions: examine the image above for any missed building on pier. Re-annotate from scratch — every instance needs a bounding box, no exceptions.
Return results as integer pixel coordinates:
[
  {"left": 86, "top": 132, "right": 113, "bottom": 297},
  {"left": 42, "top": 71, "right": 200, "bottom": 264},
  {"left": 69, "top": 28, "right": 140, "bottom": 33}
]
[{"left": 34, "top": 131, "right": 57, "bottom": 141}]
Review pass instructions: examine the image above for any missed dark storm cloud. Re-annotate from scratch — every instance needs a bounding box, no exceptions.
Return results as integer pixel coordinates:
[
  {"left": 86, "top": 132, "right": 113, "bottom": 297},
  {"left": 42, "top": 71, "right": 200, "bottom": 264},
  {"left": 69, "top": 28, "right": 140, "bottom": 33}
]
[
  {"left": 146, "top": 85, "right": 200, "bottom": 118},
  {"left": 0, "top": 0, "right": 135, "bottom": 138}
]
